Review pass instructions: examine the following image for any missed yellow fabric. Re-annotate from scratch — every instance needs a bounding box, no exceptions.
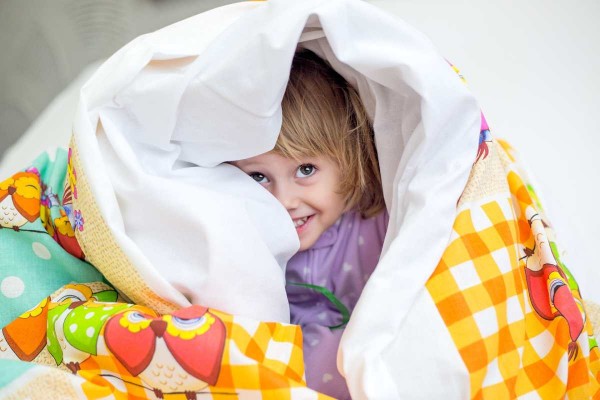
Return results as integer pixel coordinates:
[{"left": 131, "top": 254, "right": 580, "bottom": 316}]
[
  {"left": 427, "top": 140, "right": 600, "bottom": 399},
  {"left": 1, "top": 283, "right": 330, "bottom": 399}
]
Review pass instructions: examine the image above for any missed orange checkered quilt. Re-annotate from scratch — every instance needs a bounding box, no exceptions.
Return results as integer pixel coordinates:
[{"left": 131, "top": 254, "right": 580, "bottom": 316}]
[
  {"left": 0, "top": 283, "right": 331, "bottom": 399},
  {"left": 426, "top": 137, "right": 600, "bottom": 399}
]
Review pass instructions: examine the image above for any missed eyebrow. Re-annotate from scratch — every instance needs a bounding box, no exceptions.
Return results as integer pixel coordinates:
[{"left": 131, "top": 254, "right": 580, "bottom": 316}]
[
  {"left": 235, "top": 162, "right": 261, "bottom": 169},
  {"left": 234, "top": 163, "right": 268, "bottom": 174}
]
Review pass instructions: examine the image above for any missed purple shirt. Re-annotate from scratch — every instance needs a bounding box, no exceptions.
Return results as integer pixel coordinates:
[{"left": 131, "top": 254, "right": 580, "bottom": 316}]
[{"left": 286, "top": 209, "right": 388, "bottom": 399}]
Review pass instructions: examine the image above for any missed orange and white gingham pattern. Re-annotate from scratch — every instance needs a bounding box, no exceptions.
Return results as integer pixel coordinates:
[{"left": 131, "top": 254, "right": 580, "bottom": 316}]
[
  {"left": 205, "top": 311, "right": 329, "bottom": 399},
  {"left": 427, "top": 140, "right": 600, "bottom": 399},
  {"left": 72, "top": 305, "right": 330, "bottom": 399}
]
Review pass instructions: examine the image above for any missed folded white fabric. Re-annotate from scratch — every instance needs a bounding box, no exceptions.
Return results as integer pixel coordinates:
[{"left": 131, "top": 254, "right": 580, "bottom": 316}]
[{"left": 71, "top": 0, "right": 480, "bottom": 397}]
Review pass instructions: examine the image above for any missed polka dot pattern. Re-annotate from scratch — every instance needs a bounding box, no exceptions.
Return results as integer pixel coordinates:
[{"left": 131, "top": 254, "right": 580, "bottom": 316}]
[
  {"left": 86, "top": 327, "right": 95, "bottom": 338},
  {"left": 1, "top": 276, "right": 25, "bottom": 298},
  {"left": 31, "top": 242, "right": 51, "bottom": 260},
  {"left": 0, "top": 151, "right": 106, "bottom": 330}
]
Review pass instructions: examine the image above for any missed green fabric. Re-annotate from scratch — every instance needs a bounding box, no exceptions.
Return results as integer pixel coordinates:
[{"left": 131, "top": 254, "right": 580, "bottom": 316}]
[{"left": 287, "top": 282, "right": 350, "bottom": 330}]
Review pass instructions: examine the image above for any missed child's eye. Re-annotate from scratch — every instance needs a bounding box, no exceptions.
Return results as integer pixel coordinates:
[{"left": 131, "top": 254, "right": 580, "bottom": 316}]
[
  {"left": 249, "top": 172, "right": 268, "bottom": 184},
  {"left": 296, "top": 164, "right": 316, "bottom": 178}
]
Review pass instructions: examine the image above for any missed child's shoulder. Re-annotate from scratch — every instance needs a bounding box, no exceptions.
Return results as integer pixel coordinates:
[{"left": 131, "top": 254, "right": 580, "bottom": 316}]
[
  {"left": 339, "top": 208, "right": 388, "bottom": 245},
  {"left": 356, "top": 207, "right": 389, "bottom": 236}
]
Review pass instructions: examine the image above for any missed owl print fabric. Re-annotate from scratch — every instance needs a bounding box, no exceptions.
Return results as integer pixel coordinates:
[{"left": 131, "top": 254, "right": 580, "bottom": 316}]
[
  {"left": 0, "top": 151, "right": 330, "bottom": 399},
  {"left": 0, "top": 150, "right": 104, "bottom": 328},
  {"left": 1, "top": 141, "right": 598, "bottom": 399}
]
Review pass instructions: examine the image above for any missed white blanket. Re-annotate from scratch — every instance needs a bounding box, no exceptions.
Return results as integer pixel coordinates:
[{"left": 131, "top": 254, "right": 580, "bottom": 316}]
[{"left": 70, "top": 1, "right": 481, "bottom": 397}]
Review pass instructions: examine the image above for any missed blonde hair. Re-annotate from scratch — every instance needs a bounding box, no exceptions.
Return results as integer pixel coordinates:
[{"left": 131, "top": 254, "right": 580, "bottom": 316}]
[{"left": 275, "top": 49, "right": 384, "bottom": 218}]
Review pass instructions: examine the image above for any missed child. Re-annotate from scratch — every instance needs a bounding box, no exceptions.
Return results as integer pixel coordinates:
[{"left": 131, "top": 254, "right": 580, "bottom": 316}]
[{"left": 234, "top": 49, "right": 388, "bottom": 399}]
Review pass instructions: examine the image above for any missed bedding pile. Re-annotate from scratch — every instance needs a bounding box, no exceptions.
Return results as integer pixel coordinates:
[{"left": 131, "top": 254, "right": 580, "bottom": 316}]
[{"left": 0, "top": 0, "right": 598, "bottom": 398}]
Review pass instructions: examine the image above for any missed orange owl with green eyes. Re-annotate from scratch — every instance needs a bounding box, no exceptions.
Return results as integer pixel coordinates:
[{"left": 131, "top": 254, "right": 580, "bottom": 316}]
[{"left": 104, "top": 305, "right": 226, "bottom": 399}]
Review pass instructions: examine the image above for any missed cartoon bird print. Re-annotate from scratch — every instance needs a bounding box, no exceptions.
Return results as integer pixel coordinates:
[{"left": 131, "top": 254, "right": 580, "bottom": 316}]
[
  {"left": 40, "top": 168, "right": 85, "bottom": 259},
  {"left": 61, "top": 171, "right": 75, "bottom": 227},
  {"left": 0, "top": 171, "right": 41, "bottom": 230},
  {"left": 523, "top": 207, "right": 584, "bottom": 360},
  {"left": 52, "top": 208, "right": 85, "bottom": 259},
  {"left": 1, "top": 297, "right": 50, "bottom": 361},
  {"left": 104, "top": 305, "right": 226, "bottom": 399},
  {"left": 47, "top": 284, "right": 123, "bottom": 373},
  {"left": 475, "top": 113, "right": 492, "bottom": 163}
]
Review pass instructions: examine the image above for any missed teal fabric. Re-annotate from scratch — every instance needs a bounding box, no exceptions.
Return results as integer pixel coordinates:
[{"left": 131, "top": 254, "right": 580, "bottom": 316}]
[
  {"left": 0, "top": 149, "right": 104, "bottom": 328},
  {"left": 0, "top": 359, "right": 34, "bottom": 386}
]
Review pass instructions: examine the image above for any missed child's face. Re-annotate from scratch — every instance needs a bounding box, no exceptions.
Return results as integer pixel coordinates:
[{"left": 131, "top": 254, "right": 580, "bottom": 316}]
[{"left": 234, "top": 151, "right": 347, "bottom": 251}]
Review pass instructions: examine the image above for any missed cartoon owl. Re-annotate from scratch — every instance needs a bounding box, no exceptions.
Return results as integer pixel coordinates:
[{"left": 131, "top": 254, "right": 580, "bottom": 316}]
[
  {"left": 104, "top": 305, "right": 226, "bottom": 399},
  {"left": 1, "top": 297, "right": 50, "bottom": 361},
  {"left": 47, "top": 284, "right": 123, "bottom": 373},
  {"left": 0, "top": 171, "right": 41, "bottom": 230},
  {"left": 53, "top": 209, "right": 85, "bottom": 259}
]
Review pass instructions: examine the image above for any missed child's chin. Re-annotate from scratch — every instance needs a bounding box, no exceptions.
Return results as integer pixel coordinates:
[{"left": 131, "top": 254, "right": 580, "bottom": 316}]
[
  {"left": 298, "top": 236, "right": 316, "bottom": 252},
  {"left": 298, "top": 242, "right": 311, "bottom": 252}
]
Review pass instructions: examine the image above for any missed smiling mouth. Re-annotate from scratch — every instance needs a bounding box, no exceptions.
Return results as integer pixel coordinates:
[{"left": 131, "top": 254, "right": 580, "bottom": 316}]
[{"left": 293, "top": 215, "right": 313, "bottom": 232}]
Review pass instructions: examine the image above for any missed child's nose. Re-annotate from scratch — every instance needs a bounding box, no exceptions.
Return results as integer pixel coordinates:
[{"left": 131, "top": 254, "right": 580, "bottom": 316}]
[{"left": 273, "top": 185, "right": 300, "bottom": 210}]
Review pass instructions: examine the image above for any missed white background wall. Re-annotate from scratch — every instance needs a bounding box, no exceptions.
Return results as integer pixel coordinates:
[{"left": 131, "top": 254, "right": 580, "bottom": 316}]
[
  {"left": 0, "top": 0, "right": 240, "bottom": 156},
  {"left": 372, "top": 0, "right": 600, "bottom": 301}
]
